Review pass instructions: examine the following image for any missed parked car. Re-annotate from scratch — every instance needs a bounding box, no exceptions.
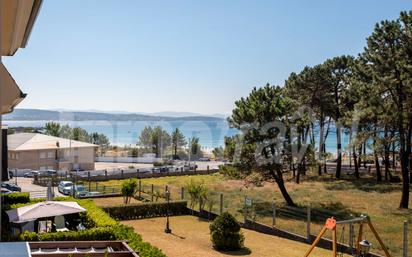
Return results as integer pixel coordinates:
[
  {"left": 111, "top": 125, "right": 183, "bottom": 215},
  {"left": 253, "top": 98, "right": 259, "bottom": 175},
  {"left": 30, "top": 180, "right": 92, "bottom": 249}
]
[
  {"left": 58, "top": 181, "right": 74, "bottom": 195},
  {"left": 1, "top": 188, "right": 12, "bottom": 195},
  {"left": 24, "top": 171, "right": 40, "bottom": 178},
  {"left": 1, "top": 182, "right": 21, "bottom": 192},
  {"left": 84, "top": 191, "right": 102, "bottom": 197},
  {"left": 39, "top": 169, "right": 57, "bottom": 176},
  {"left": 71, "top": 185, "right": 88, "bottom": 197}
]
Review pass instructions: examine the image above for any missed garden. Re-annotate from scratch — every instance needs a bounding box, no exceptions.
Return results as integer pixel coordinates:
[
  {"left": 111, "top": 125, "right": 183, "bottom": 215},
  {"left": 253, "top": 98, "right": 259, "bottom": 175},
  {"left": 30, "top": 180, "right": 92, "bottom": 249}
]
[{"left": 97, "top": 172, "right": 412, "bottom": 257}]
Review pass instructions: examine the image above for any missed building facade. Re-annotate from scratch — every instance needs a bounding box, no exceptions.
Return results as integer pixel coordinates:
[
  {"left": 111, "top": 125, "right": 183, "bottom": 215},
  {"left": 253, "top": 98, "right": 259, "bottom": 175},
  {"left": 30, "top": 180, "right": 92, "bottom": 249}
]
[{"left": 8, "top": 133, "right": 97, "bottom": 171}]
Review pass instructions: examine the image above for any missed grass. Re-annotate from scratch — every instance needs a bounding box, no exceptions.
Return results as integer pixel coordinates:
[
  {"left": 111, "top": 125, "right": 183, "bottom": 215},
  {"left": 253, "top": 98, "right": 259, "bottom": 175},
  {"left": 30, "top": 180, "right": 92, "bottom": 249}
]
[
  {"left": 122, "top": 215, "right": 351, "bottom": 257},
  {"left": 99, "top": 172, "right": 412, "bottom": 256}
]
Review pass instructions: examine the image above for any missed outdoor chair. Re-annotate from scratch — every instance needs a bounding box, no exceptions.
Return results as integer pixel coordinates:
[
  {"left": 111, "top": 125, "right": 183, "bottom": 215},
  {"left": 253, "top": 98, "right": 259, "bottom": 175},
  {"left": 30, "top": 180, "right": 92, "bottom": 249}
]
[{"left": 54, "top": 215, "right": 69, "bottom": 232}]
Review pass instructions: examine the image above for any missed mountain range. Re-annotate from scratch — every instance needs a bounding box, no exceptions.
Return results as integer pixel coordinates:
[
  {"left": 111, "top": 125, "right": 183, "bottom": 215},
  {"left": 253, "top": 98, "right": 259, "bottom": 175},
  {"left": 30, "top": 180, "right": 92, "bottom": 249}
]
[{"left": 4, "top": 108, "right": 226, "bottom": 122}]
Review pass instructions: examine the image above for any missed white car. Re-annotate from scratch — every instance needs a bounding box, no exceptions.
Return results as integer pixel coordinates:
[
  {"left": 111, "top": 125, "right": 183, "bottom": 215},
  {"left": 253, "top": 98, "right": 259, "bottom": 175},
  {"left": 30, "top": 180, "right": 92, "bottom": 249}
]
[{"left": 58, "top": 181, "right": 73, "bottom": 195}]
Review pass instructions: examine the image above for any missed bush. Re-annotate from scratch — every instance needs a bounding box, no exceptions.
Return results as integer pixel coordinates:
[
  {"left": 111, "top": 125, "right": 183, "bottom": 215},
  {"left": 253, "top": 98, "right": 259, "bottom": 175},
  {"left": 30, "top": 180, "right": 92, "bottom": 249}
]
[
  {"left": 3, "top": 192, "right": 30, "bottom": 205},
  {"left": 9, "top": 197, "right": 166, "bottom": 257},
  {"left": 121, "top": 179, "right": 138, "bottom": 204},
  {"left": 219, "top": 165, "right": 245, "bottom": 179},
  {"left": 186, "top": 180, "right": 207, "bottom": 210},
  {"left": 103, "top": 201, "right": 188, "bottom": 220},
  {"left": 210, "top": 212, "right": 244, "bottom": 251}
]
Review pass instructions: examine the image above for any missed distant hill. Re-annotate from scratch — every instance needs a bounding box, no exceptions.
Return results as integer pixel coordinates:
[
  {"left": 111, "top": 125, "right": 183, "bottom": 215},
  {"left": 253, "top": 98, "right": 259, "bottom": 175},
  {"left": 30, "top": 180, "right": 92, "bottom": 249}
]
[{"left": 4, "top": 108, "right": 225, "bottom": 122}]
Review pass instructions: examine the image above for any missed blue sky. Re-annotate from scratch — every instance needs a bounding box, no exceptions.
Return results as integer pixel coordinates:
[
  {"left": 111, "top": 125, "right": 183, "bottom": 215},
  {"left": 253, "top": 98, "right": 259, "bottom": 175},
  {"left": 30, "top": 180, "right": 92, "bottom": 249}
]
[{"left": 3, "top": 0, "right": 411, "bottom": 115}]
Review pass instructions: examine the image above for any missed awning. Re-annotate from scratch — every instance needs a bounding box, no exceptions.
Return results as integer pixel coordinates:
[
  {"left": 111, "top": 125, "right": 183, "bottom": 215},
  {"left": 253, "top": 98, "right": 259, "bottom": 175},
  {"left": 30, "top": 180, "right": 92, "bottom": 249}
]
[
  {"left": 1, "top": 0, "right": 43, "bottom": 56},
  {"left": 6, "top": 201, "right": 86, "bottom": 223},
  {"left": 0, "top": 63, "right": 26, "bottom": 114}
]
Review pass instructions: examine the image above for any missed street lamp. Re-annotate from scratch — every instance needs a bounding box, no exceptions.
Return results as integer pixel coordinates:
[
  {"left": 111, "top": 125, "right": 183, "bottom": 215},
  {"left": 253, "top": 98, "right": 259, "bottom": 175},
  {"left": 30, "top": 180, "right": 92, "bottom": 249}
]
[
  {"left": 359, "top": 239, "right": 371, "bottom": 257},
  {"left": 164, "top": 190, "right": 172, "bottom": 233}
]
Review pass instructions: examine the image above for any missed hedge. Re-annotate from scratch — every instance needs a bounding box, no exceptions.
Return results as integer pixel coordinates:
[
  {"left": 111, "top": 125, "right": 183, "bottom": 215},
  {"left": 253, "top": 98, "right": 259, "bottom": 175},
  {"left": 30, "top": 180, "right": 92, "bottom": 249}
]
[
  {"left": 7, "top": 197, "right": 166, "bottom": 257},
  {"left": 3, "top": 192, "right": 30, "bottom": 206},
  {"left": 103, "top": 200, "right": 189, "bottom": 220}
]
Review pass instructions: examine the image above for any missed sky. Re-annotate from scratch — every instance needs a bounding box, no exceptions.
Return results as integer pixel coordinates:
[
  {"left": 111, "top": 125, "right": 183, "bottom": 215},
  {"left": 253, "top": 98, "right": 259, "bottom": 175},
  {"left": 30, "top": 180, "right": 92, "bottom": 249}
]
[{"left": 3, "top": 0, "right": 411, "bottom": 115}]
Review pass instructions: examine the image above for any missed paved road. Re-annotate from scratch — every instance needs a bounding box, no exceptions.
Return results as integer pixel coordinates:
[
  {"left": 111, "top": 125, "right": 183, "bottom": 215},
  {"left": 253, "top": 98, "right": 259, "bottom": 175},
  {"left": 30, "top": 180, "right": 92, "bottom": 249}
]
[{"left": 13, "top": 177, "right": 63, "bottom": 198}]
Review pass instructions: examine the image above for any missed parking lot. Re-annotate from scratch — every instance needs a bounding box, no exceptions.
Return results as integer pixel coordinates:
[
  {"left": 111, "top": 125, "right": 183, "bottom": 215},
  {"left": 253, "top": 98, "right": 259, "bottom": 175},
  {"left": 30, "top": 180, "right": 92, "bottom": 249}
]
[{"left": 11, "top": 177, "right": 63, "bottom": 198}]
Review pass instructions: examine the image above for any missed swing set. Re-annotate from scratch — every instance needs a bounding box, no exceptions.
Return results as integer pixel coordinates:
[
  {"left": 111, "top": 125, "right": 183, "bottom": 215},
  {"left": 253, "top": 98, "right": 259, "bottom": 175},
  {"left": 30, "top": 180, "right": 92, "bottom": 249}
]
[{"left": 303, "top": 215, "right": 391, "bottom": 257}]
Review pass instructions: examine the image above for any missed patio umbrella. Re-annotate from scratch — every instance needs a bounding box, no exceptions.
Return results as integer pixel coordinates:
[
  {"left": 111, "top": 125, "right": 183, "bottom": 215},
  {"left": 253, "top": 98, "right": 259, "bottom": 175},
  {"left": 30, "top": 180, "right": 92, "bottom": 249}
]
[
  {"left": 0, "top": 63, "right": 26, "bottom": 114},
  {"left": 6, "top": 201, "right": 86, "bottom": 223}
]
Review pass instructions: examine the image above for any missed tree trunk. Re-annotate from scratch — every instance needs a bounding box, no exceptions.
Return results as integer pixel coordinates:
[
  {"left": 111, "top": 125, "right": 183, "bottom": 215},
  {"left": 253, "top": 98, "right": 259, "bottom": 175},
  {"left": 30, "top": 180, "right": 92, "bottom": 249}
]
[
  {"left": 384, "top": 128, "right": 390, "bottom": 181},
  {"left": 397, "top": 85, "right": 409, "bottom": 209},
  {"left": 353, "top": 146, "right": 359, "bottom": 179},
  {"left": 336, "top": 125, "right": 342, "bottom": 179},
  {"left": 271, "top": 168, "right": 295, "bottom": 206},
  {"left": 318, "top": 112, "right": 325, "bottom": 176},
  {"left": 349, "top": 129, "right": 352, "bottom": 168},
  {"left": 357, "top": 144, "right": 362, "bottom": 170},
  {"left": 363, "top": 141, "right": 367, "bottom": 168},
  {"left": 374, "top": 153, "right": 382, "bottom": 182},
  {"left": 296, "top": 165, "right": 301, "bottom": 184}
]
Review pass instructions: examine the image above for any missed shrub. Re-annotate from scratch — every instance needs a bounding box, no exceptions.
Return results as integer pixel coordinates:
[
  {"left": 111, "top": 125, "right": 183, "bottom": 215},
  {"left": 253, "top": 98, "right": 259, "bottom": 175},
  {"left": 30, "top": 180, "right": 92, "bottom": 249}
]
[
  {"left": 3, "top": 192, "right": 30, "bottom": 205},
  {"left": 121, "top": 179, "right": 138, "bottom": 204},
  {"left": 103, "top": 201, "right": 188, "bottom": 220},
  {"left": 245, "top": 172, "right": 264, "bottom": 187},
  {"left": 9, "top": 197, "right": 166, "bottom": 257},
  {"left": 186, "top": 180, "right": 207, "bottom": 210},
  {"left": 210, "top": 212, "right": 244, "bottom": 251},
  {"left": 219, "top": 165, "right": 245, "bottom": 179}
]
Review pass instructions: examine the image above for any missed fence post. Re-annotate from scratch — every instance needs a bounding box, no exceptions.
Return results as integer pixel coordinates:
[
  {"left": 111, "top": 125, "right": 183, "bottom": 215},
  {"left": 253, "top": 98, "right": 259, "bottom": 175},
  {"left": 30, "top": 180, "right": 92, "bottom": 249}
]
[
  {"left": 349, "top": 223, "right": 354, "bottom": 249},
  {"left": 181, "top": 187, "right": 184, "bottom": 200},
  {"left": 103, "top": 185, "right": 106, "bottom": 194},
  {"left": 121, "top": 169, "right": 124, "bottom": 179},
  {"left": 136, "top": 169, "right": 139, "bottom": 179},
  {"left": 138, "top": 180, "right": 142, "bottom": 199},
  {"left": 243, "top": 196, "right": 247, "bottom": 223},
  {"left": 105, "top": 170, "right": 108, "bottom": 180},
  {"left": 207, "top": 165, "right": 209, "bottom": 172},
  {"left": 88, "top": 171, "right": 90, "bottom": 180},
  {"left": 404, "top": 220, "right": 409, "bottom": 257},
  {"left": 219, "top": 193, "right": 223, "bottom": 215},
  {"left": 306, "top": 206, "right": 311, "bottom": 242},
  {"left": 88, "top": 179, "right": 91, "bottom": 192},
  {"left": 151, "top": 184, "right": 154, "bottom": 202},
  {"left": 272, "top": 203, "right": 276, "bottom": 228}
]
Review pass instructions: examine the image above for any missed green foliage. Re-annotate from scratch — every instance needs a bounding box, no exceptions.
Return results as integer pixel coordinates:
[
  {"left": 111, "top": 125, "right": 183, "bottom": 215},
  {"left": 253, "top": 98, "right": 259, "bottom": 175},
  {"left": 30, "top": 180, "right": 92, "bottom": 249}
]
[
  {"left": 44, "top": 122, "right": 110, "bottom": 149},
  {"left": 171, "top": 128, "right": 187, "bottom": 157},
  {"left": 219, "top": 165, "right": 245, "bottom": 180},
  {"left": 210, "top": 212, "right": 244, "bottom": 251},
  {"left": 2, "top": 192, "right": 30, "bottom": 206},
  {"left": 186, "top": 180, "right": 207, "bottom": 210},
  {"left": 189, "top": 137, "right": 203, "bottom": 159},
  {"left": 138, "top": 126, "right": 171, "bottom": 158},
  {"left": 14, "top": 198, "right": 165, "bottom": 257},
  {"left": 103, "top": 201, "right": 189, "bottom": 220},
  {"left": 121, "top": 179, "right": 138, "bottom": 204}
]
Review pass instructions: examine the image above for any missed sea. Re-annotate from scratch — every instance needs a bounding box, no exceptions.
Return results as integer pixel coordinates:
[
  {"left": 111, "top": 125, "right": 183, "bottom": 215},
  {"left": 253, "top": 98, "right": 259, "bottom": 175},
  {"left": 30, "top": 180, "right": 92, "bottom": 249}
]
[{"left": 4, "top": 120, "right": 352, "bottom": 153}]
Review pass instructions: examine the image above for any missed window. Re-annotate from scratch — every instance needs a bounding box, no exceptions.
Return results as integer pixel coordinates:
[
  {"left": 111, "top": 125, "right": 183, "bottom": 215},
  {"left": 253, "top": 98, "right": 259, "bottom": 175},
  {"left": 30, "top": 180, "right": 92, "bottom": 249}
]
[
  {"left": 47, "top": 151, "right": 54, "bottom": 159},
  {"left": 40, "top": 152, "right": 46, "bottom": 159}
]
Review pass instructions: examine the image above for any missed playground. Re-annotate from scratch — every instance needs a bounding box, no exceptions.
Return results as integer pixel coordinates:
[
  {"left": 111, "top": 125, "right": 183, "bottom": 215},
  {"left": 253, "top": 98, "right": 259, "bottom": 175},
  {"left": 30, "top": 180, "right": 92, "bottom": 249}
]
[{"left": 122, "top": 215, "right": 351, "bottom": 257}]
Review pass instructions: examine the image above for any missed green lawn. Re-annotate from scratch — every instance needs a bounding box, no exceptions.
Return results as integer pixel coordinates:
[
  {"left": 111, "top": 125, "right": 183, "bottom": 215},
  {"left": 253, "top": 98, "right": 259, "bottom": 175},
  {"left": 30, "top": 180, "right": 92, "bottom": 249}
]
[{"left": 99, "top": 172, "right": 412, "bottom": 256}]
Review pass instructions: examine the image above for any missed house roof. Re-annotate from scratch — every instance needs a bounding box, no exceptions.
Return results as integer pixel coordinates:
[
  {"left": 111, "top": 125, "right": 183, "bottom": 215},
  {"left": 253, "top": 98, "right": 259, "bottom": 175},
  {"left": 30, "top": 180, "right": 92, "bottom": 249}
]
[{"left": 8, "top": 133, "right": 98, "bottom": 151}]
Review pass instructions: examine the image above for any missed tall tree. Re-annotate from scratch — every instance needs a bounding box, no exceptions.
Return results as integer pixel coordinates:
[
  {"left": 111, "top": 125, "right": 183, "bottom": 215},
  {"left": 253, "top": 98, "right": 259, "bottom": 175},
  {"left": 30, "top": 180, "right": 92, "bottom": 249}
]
[
  {"left": 229, "top": 84, "right": 298, "bottom": 206},
  {"left": 138, "top": 126, "right": 171, "bottom": 158},
  {"left": 171, "top": 128, "right": 187, "bottom": 158},
  {"left": 44, "top": 122, "right": 61, "bottom": 137},
  {"left": 324, "top": 56, "right": 354, "bottom": 179},
  {"left": 361, "top": 11, "right": 412, "bottom": 208}
]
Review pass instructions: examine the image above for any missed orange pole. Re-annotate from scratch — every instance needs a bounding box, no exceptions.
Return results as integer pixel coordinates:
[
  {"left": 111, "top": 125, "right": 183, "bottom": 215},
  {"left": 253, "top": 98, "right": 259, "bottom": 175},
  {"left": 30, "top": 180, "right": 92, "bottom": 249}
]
[
  {"left": 367, "top": 220, "right": 392, "bottom": 257},
  {"left": 303, "top": 226, "right": 328, "bottom": 257},
  {"left": 332, "top": 227, "right": 337, "bottom": 257}
]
